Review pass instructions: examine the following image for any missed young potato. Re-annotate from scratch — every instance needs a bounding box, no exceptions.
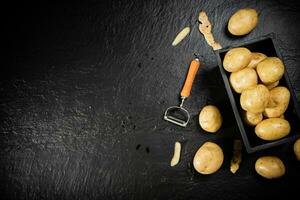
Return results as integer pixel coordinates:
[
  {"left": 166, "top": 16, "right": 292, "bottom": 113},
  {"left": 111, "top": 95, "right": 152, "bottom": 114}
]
[
  {"left": 193, "top": 142, "right": 224, "bottom": 174},
  {"left": 255, "top": 118, "right": 290, "bottom": 141},
  {"left": 223, "top": 47, "right": 252, "bottom": 72},
  {"left": 228, "top": 8, "right": 258, "bottom": 36},
  {"left": 263, "top": 86, "right": 290, "bottom": 118},
  {"left": 279, "top": 114, "right": 284, "bottom": 119},
  {"left": 247, "top": 52, "right": 267, "bottom": 69},
  {"left": 230, "top": 68, "right": 258, "bottom": 93},
  {"left": 199, "top": 105, "right": 222, "bottom": 133},
  {"left": 294, "top": 138, "right": 300, "bottom": 161},
  {"left": 244, "top": 111, "right": 263, "bottom": 126},
  {"left": 265, "top": 81, "right": 279, "bottom": 90},
  {"left": 240, "top": 84, "right": 270, "bottom": 113},
  {"left": 255, "top": 156, "right": 285, "bottom": 179},
  {"left": 265, "top": 95, "right": 277, "bottom": 108},
  {"left": 257, "top": 57, "right": 285, "bottom": 84}
]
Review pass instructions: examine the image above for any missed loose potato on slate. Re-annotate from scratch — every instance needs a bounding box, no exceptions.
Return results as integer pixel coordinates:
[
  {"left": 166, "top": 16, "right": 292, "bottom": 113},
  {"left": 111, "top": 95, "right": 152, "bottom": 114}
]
[
  {"left": 193, "top": 142, "right": 224, "bottom": 175},
  {"left": 199, "top": 105, "right": 222, "bottom": 133},
  {"left": 228, "top": 8, "right": 258, "bottom": 36},
  {"left": 255, "top": 156, "right": 285, "bottom": 179}
]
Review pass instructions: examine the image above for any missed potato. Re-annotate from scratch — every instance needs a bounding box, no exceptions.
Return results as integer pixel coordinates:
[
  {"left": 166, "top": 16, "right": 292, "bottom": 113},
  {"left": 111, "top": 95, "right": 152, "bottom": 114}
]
[
  {"left": 223, "top": 47, "right": 252, "bottom": 72},
  {"left": 229, "top": 68, "right": 258, "bottom": 93},
  {"left": 193, "top": 142, "right": 224, "bottom": 174},
  {"left": 247, "top": 52, "right": 267, "bottom": 68},
  {"left": 265, "top": 81, "right": 279, "bottom": 90},
  {"left": 255, "top": 118, "right": 290, "bottom": 141},
  {"left": 228, "top": 8, "right": 258, "bottom": 36},
  {"left": 255, "top": 156, "right": 285, "bottom": 179},
  {"left": 240, "top": 84, "right": 270, "bottom": 113},
  {"left": 279, "top": 114, "right": 284, "bottom": 119},
  {"left": 257, "top": 57, "right": 285, "bottom": 84},
  {"left": 244, "top": 111, "right": 263, "bottom": 126},
  {"left": 294, "top": 138, "right": 300, "bottom": 161},
  {"left": 199, "top": 105, "right": 222, "bottom": 133},
  {"left": 264, "top": 86, "right": 290, "bottom": 118}
]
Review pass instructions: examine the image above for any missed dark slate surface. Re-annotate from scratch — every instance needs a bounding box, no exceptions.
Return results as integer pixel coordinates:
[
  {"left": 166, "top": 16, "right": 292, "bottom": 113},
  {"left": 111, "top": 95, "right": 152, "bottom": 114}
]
[{"left": 2, "top": 0, "right": 300, "bottom": 199}]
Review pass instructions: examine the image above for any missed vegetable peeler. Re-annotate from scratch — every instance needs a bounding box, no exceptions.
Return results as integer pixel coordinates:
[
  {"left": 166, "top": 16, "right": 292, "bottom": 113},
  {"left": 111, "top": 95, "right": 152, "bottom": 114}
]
[{"left": 164, "top": 55, "right": 200, "bottom": 127}]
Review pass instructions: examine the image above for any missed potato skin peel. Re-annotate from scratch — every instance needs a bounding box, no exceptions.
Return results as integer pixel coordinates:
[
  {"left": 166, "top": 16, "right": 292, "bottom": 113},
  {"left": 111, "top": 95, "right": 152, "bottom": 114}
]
[
  {"left": 230, "top": 139, "right": 242, "bottom": 174},
  {"left": 198, "top": 11, "right": 222, "bottom": 50},
  {"left": 170, "top": 142, "right": 181, "bottom": 167},
  {"left": 172, "top": 27, "right": 190, "bottom": 46}
]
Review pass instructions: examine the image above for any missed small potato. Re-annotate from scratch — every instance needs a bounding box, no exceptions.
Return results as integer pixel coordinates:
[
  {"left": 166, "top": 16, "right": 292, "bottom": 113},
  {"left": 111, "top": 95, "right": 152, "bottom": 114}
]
[
  {"left": 223, "top": 47, "right": 252, "bottom": 72},
  {"left": 294, "top": 138, "right": 300, "bottom": 161},
  {"left": 265, "top": 81, "right": 279, "bottom": 90},
  {"left": 240, "top": 84, "right": 270, "bottom": 113},
  {"left": 229, "top": 68, "right": 258, "bottom": 93},
  {"left": 199, "top": 105, "right": 222, "bottom": 133},
  {"left": 255, "top": 118, "right": 290, "bottom": 141},
  {"left": 255, "top": 156, "right": 285, "bottom": 179},
  {"left": 244, "top": 111, "right": 263, "bottom": 126},
  {"left": 257, "top": 57, "right": 285, "bottom": 84},
  {"left": 228, "top": 8, "right": 258, "bottom": 36},
  {"left": 264, "top": 86, "right": 290, "bottom": 118},
  {"left": 279, "top": 114, "right": 284, "bottom": 119},
  {"left": 193, "top": 142, "right": 224, "bottom": 174},
  {"left": 247, "top": 52, "right": 267, "bottom": 69}
]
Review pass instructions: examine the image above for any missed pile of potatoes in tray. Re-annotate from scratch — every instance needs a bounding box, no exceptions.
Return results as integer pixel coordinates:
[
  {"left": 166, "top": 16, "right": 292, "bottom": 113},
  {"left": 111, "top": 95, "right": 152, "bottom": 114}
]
[
  {"left": 182, "top": 8, "right": 300, "bottom": 180},
  {"left": 223, "top": 47, "right": 291, "bottom": 141}
]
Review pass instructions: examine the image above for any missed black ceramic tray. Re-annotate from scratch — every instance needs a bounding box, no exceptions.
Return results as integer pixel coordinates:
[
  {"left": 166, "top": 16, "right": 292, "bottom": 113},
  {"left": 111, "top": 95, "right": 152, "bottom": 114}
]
[{"left": 215, "top": 33, "right": 300, "bottom": 153}]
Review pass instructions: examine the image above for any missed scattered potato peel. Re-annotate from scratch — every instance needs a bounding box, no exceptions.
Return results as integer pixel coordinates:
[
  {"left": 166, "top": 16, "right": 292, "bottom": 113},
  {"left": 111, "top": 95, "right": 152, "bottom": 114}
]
[
  {"left": 198, "top": 11, "right": 222, "bottom": 50},
  {"left": 170, "top": 142, "right": 181, "bottom": 167},
  {"left": 172, "top": 27, "right": 190, "bottom": 46},
  {"left": 230, "top": 139, "right": 242, "bottom": 174}
]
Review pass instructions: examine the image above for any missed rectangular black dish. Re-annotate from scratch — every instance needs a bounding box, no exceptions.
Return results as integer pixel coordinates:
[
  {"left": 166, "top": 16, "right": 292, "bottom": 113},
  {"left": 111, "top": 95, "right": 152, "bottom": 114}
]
[{"left": 215, "top": 33, "right": 300, "bottom": 153}]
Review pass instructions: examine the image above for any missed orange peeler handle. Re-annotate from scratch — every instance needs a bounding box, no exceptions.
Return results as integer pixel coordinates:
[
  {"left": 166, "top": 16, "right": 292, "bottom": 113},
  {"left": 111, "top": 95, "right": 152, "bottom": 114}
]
[{"left": 180, "top": 58, "right": 200, "bottom": 98}]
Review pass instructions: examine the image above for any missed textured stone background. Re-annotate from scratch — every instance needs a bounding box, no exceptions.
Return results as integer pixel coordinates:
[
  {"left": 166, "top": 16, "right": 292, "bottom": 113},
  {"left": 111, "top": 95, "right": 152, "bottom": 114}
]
[{"left": 1, "top": 0, "right": 300, "bottom": 199}]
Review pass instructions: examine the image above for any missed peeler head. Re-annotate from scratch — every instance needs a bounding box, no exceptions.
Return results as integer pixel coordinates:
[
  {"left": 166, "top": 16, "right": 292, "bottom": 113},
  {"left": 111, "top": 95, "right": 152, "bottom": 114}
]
[{"left": 164, "top": 106, "right": 190, "bottom": 127}]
